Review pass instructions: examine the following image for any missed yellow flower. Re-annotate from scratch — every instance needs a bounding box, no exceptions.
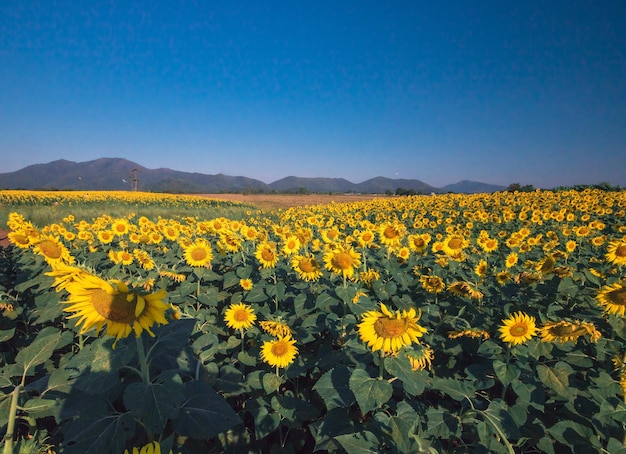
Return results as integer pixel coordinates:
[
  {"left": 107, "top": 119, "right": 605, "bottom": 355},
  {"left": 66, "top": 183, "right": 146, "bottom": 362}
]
[
  {"left": 360, "top": 269, "right": 380, "bottom": 286},
  {"left": 606, "top": 240, "right": 626, "bottom": 266},
  {"left": 48, "top": 267, "right": 169, "bottom": 347},
  {"left": 407, "top": 233, "right": 431, "bottom": 253},
  {"left": 419, "top": 275, "right": 445, "bottom": 294},
  {"left": 259, "top": 320, "right": 292, "bottom": 338},
  {"left": 448, "top": 281, "right": 484, "bottom": 300},
  {"left": 406, "top": 344, "right": 434, "bottom": 371},
  {"left": 539, "top": 320, "right": 601, "bottom": 343},
  {"left": 224, "top": 303, "right": 256, "bottom": 331},
  {"left": 255, "top": 241, "right": 279, "bottom": 268},
  {"left": 124, "top": 441, "right": 172, "bottom": 454},
  {"left": 323, "top": 245, "right": 361, "bottom": 279},
  {"left": 498, "top": 312, "right": 537, "bottom": 345},
  {"left": 358, "top": 303, "right": 427, "bottom": 355},
  {"left": 442, "top": 234, "right": 469, "bottom": 259},
  {"left": 495, "top": 270, "right": 512, "bottom": 285},
  {"left": 291, "top": 254, "right": 323, "bottom": 281},
  {"left": 183, "top": 238, "right": 213, "bottom": 267},
  {"left": 474, "top": 260, "right": 488, "bottom": 278},
  {"left": 240, "top": 278, "right": 253, "bottom": 291},
  {"left": 260, "top": 336, "right": 298, "bottom": 369},
  {"left": 282, "top": 235, "right": 301, "bottom": 255},
  {"left": 505, "top": 252, "right": 519, "bottom": 268},
  {"left": 596, "top": 282, "right": 626, "bottom": 316},
  {"left": 32, "top": 234, "right": 74, "bottom": 265},
  {"left": 448, "top": 329, "right": 490, "bottom": 340},
  {"left": 378, "top": 221, "right": 405, "bottom": 247}
]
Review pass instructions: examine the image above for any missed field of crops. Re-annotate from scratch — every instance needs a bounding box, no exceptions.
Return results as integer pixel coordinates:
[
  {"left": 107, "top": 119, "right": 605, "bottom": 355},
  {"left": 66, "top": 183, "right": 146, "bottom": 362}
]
[{"left": 1, "top": 188, "right": 625, "bottom": 453}]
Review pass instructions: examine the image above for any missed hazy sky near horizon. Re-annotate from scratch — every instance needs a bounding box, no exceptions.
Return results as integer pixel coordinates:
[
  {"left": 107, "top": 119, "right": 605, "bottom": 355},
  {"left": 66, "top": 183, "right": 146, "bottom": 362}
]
[{"left": 2, "top": 1, "right": 625, "bottom": 188}]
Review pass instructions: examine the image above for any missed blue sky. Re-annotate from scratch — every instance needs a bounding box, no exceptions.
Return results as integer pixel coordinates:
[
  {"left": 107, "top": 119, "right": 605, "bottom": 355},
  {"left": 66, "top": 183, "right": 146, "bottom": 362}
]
[{"left": 2, "top": 1, "right": 625, "bottom": 188}]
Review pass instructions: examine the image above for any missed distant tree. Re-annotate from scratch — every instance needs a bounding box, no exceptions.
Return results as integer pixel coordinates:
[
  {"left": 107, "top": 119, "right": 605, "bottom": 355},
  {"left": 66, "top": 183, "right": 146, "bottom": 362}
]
[{"left": 506, "top": 183, "right": 535, "bottom": 192}]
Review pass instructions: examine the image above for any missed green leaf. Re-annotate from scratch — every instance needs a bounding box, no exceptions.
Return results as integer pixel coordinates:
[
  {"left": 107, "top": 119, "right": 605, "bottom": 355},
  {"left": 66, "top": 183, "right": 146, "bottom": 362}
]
[
  {"left": 313, "top": 365, "right": 356, "bottom": 410},
  {"left": 431, "top": 377, "right": 475, "bottom": 402},
  {"left": 335, "top": 431, "right": 380, "bottom": 454},
  {"left": 349, "top": 368, "right": 393, "bottom": 414},
  {"left": 425, "top": 407, "right": 461, "bottom": 438},
  {"left": 547, "top": 420, "right": 601, "bottom": 450},
  {"left": 557, "top": 277, "right": 579, "bottom": 297},
  {"left": 0, "top": 328, "right": 15, "bottom": 342},
  {"left": 15, "top": 328, "right": 62, "bottom": 376},
  {"left": 22, "top": 397, "right": 59, "bottom": 420},
  {"left": 493, "top": 359, "right": 520, "bottom": 386},
  {"left": 537, "top": 362, "right": 574, "bottom": 400},
  {"left": 384, "top": 354, "right": 428, "bottom": 396},
  {"left": 243, "top": 285, "right": 268, "bottom": 303},
  {"left": 174, "top": 380, "right": 241, "bottom": 439},
  {"left": 222, "top": 271, "right": 240, "bottom": 289},
  {"left": 262, "top": 372, "right": 283, "bottom": 394},
  {"left": 247, "top": 398, "right": 281, "bottom": 440},
  {"left": 123, "top": 371, "right": 184, "bottom": 434},
  {"left": 61, "top": 411, "right": 135, "bottom": 454}
]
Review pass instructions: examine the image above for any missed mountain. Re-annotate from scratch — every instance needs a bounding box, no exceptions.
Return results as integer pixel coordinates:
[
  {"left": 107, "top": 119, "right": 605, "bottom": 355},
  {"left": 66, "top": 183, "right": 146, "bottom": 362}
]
[
  {"left": 0, "top": 158, "right": 503, "bottom": 194},
  {"left": 440, "top": 180, "right": 506, "bottom": 194}
]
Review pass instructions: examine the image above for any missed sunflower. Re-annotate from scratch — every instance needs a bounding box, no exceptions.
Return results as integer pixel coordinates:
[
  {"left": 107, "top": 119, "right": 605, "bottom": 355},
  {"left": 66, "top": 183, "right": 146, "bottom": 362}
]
[
  {"left": 420, "top": 275, "right": 445, "bottom": 294},
  {"left": 448, "top": 281, "right": 483, "bottom": 300},
  {"left": 323, "top": 245, "right": 361, "bottom": 279},
  {"left": 134, "top": 249, "right": 156, "bottom": 271},
  {"left": 224, "top": 303, "right": 256, "bottom": 331},
  {"left": 474, "top": 260, "right": 488, "bottom": 278},
  {"left": 259, "top": 320, "right": 292, "bottom": 338},
  {"left": 596, "top": 282, "right": 626, "bottom": 316},
  {"left": 535, "top": 254, "right": 556, "bottom": 275},
  {"left": 282, "top": 235, "right": 301, "bottom": 255},
  {"left": 539, "top": 320, "right": 601, "bottom": 343},
  {"left": 291, "top": 254, "right": 323, "bottom": 281},
  {"left": 260, "top": 335, "right": 298, "bottom": 369},
  {"left": 7, "top": 230, "right": 35, "bottom": 248},
  {"left": 52, "top": 270, "right": 169, "bottom": 347},
  {"left": 447, "top": 329, "right": 490, "bottom": 340},
  {"left": 479, "top": 237, "right": 499, "bottom": 253},
  {"left": 442, "top": 234, "right": 469, "bottom": 259},
  {"left": 240, "top": 278, "right": 253, "bottom": 291},
  {"left": 358, "top": 303, "right": 427, "bottom": 355},
  {"left": 606, "top": 240, "right": 626, "bottom": 266},
  {"left": 407, "top": 233, "right": 431, "bottom": 253},
  {"left": 495, "top": 270, "right": 512, "bottom": 285},
  {"left": 255, "top": 241, "right": 279, "bottom": 268},
  {"left": 406, "top": 344, "right": 434, "bottom": 371},
  {"left": 357, "top": 229, "right": 376, "bottom": 248},
  {"left": 498, "top": 312, "right": 538, "bottom": 345},
  {"left": 183, "top": 238, "right": 213, "bottom": 267},
  {"left": 32, "top": 234, "right": 74, "bottom": 265},
  {"left": 378, "top": 222, "right": 406, "bottom": 247},
  {"left": 360, "top": 269, "right": 381, "bottom": 286},
  {"left": 505, "top": 252, "right": 519, "bottom": 268},
  {"left": 124, "top": 441, "right": 172, "bottom": 454}
]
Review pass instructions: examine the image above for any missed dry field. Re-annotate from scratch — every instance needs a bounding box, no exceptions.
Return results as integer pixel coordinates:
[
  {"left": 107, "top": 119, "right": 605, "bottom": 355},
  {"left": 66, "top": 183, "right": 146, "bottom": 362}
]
[{"left": 197, "top": 193, "right": 389, "bottom": 210}]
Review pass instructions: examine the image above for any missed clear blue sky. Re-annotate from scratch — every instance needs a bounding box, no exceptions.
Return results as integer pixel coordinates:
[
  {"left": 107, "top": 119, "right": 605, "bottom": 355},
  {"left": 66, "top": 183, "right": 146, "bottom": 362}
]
[{"left": 2, "top": 1, "right": 625, "bottom": 188}]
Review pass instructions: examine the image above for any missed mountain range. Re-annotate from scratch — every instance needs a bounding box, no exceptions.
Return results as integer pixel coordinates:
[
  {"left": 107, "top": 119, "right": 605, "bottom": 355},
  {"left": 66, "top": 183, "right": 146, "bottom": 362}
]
[{"left": 0, "top": 158, "right": 506, "bottom": 194}]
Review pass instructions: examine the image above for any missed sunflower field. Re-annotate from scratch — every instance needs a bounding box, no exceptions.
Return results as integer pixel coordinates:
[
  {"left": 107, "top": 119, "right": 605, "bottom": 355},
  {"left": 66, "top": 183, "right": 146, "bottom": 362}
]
[{"left": 1, "top": 188, "right": 625, "bottom": 453}]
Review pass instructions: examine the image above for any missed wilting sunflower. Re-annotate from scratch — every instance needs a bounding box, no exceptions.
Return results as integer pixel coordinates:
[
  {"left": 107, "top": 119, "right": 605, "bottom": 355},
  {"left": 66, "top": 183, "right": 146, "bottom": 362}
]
[
  {"left": 606, "top": 240, "right": 626, "bottom": 266},
  {"left": 448, "top": 281, "right": 483, "bottom": 300},
  {"left": 420, "top": 275, "right": 445, "bottom": 294},
  {"left": 536, "top": 254, "right": 556, "bottom": 275},
  {"left": 291, "top": 254, "right": 323, "bottom": 281},
  {"left": 448, "top": 328, "right": 490, "bottom": 340},
  {"left": 183, "top": 238, "right": 213, "bottom": 267},
  {"left": 596, "top": 282, "right": 626, "bottom": 316},
  {"left": 360, "top": 269, "right": 381, "bottom": 286},
  {"left": 224, "top": 303, "right": 256, "bottom": 331},
  {"left": 406, "top": 344, "right": 434, "bottom": 371},
  {"left": 255, "top": 241, "right": 279, "bottom": 268},
  {"left": 259, "top": 320, "right": 292, "bottom": 338},
  {"left": 32, "top": 234, "right": 74, "bottom": 265},
  {"left": 51, "top": 269, "right": 169, "bottom": 346},
  {"left": 358, "top": 303, "right": 427, "bottom": 355},
  {"left": 539, "top": 320, "right": 601, "bottom": 343},
  {"left": 498, "top": 312, "right": 538, "bottom": 345},
  {"left": 323, "top": 245, "right": 361, "bottom": 280},
  {"left": 260, "top": 335, "right": 298, "bottom": 369},
  {"left": 124, "top": 441, "right": 172, "bottom": 454}
]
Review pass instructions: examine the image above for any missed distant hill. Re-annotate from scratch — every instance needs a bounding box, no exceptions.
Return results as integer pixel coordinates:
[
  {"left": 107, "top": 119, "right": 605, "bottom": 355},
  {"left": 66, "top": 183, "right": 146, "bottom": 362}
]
[
  {"left": 0, "top": 158, "right": 504, "bottom": 194},
  {"left": 440, "top": 180, "right": 506, "bottom": 194}
]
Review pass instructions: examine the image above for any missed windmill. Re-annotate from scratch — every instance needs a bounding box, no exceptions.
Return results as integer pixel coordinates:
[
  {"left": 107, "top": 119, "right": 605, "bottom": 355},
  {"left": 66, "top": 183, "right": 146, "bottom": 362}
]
[{"left": 130, "top": 168, "right": 139, "bottom": 192}]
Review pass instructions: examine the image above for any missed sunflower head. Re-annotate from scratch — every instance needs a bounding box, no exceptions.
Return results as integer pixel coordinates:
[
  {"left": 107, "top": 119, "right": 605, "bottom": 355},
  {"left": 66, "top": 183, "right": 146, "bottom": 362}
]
[
  {"left": 260, "top": 335, "right": 298, "bottom": 369},
  {"left": 596, "top": 282, "right": 626, "bottom": 316},
  {"left": 358, "top": 303, "right": 427, "bottom": 356},
  {"left": 224, "top": 303, "right": 256, "bottom": 331},
  {"left": 498, "top": 311, "right": 537, "bottom": 345}
]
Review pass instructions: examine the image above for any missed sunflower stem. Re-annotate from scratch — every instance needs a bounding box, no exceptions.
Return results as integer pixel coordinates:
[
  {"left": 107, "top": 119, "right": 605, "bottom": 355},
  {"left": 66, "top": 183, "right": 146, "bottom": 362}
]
[
  {"left": 2, "top": 385, "right": 22, "bottom": 454},
  {"left": 136, "top": 335, "right": 150, "bottom": 384},
  {"left": 379, "top": 351, "right": 385, "bottom": 380}
]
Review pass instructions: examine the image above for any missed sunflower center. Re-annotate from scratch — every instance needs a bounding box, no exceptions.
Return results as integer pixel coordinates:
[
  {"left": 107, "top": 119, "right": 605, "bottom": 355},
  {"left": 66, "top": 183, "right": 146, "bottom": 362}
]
[
  {"left": 261, "top": 248, "right": 275, "bottom": 261},
  {"left": 271, "top": 341, "right": 288, "bottom": 356},
  {"left": 374, "top": 317, "right": 408, "bottom": 338},
  {"left": 91, "top": 289, "right": 138, "bottom": 323},
  {"left": 39, "top": 240, "right": 62, "bottom": 258},
  {"left": 384, "top": 226, "right": 399, "bottom": 239},
  {"left": 549, "top": 323, "right": 586, "bottom": 337},
  {"left": 362, "top": 232, "right": 373, "bottom": 242},
  {"left": 332, "top": 252, "right": 354, "bottom": 270},
  {"left": 299, "top": 258, "right": 317, "bottom": 273},
  {"left": 233, "top": 309, "right": 250, "bottom": 322},
  {"left": 191, "top": 248, "right": 208, "bottom": 261},
  {"left": 616, "top": 245, "right": 626, "bottom": 257},
  {"left": 509, "top": 323, "right": 528, "bottom": 337},
  {"left": 448, "top": 238, "right": 463, "bottom": 249},
  {"left": 413, "top": 238, "right": 425, "bottom": 247},
  {"left": 608, "top": 288, "right": 626, "bottom": 305},
  {"left": 14, "top": 234, "right": 30, "bottom": 245}
]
